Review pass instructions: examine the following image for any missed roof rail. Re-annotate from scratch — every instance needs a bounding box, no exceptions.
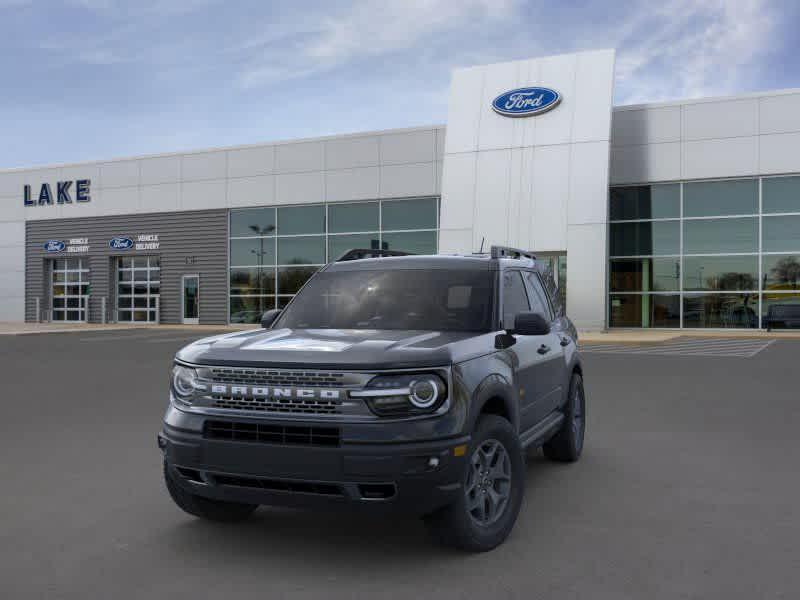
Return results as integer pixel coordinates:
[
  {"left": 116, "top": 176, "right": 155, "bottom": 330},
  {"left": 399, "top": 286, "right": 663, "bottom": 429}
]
[
  {"left": 489, "top": 245, "right": 537, "bottom": 261},
  {"left": 335, "top": 248, "right": 415, "bottom": 262}
]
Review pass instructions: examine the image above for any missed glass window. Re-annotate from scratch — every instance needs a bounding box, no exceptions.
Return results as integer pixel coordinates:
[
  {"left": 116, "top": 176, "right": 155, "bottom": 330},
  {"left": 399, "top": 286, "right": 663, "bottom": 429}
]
[
  {"left": 276, "top": 269, "right": 495, "bottom": 332},
  {"left": 381, "top": 231, "right": 437, "bottom": 255},
  {"left": 762, "top": 293, "right": 800, "bottom": 329},
  {"left": 328, "top": 201, "right": 379, "bottom": 233},
  {"left": 229, "top": 296, "right": 274, "bottom": 324},
  {"left": 277, "top": 266, "right": 320, "bottom": 295},
  {"left": 683, "top": 218, "right": 757, "bottom": 254},
  {"left": 609, "top": 221, "right": 680, "bottom": 256},
  {"left": 684, "top": 179, "right": 757, "bottom": 217},
  {"left": 277, "top": 236, "right": 325, "bottom": 265},
  {"left": 763, "top": 215, "right": 800, "bottom": 253},
  {"left": 762, "top": 254, "right": 800, "bottom": 291},
  {"left": 328, "top": 234, "right": 381, "bottom": 260},
  {"left": 230, "top": 267, "right": 276, "bottom": 295},
  {"left": 609, "top": 184, "right": 680, "bottom": 220},
  {"left": 682, "top": 293, "right": 758, "bottom": 328},
  {"left": 381, "top": 198, "right": 437, "bottom": 230},
  {"left": 763, "top": 176, "right": 800, "bottom": 214},
  {"left": 609, "top": 258, "right": 680, "bottom": 292},
  {"left": 278, "top": 205, "right": 325, "bottom": 235},
  {"left": 230, "top": 238, "right": 276, "bottom": 266},
  {"left": 522, "top": 272, "right": 552, "bottom": 320},
  {"left": 682, "top": 256, "right": 758, "bottom": 291},
  {"left": 230, "top": 207, "right": 276, "bottom": 237},
  {"left": 502, "top": 271, "right": 530, "bottom": 329},
  {"left": 609, "top": 294, "right": 680, "bottom": 328}
]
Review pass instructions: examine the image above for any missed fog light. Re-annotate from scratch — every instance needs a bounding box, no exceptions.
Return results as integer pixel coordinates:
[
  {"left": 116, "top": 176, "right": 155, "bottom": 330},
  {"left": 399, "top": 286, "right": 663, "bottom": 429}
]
[{"left": 427, "top": 456, "right": 440, "bottom": 469}]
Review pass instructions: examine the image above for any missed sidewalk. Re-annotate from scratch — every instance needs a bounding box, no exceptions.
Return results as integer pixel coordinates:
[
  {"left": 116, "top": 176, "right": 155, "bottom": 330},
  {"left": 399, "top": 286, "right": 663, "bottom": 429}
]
[
  {"left": 580, "top": 329, "right": 800, "bottom": 343},
  {"left": 0, "top": 322, "right": 257, "bottom": 335}
]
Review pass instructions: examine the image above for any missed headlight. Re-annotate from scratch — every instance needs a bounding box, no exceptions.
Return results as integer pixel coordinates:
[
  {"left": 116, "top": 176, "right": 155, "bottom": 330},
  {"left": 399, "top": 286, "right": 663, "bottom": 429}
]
[
  {"left": 351, "top": 373, "right": 447, "bottom": 416},
  {"left": 171, "top": 364, "right": 201, "bottom": 404}
]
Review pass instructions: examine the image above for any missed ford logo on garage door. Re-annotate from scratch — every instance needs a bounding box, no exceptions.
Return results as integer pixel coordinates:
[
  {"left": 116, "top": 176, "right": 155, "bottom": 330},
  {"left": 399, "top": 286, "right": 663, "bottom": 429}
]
[
  {"left": 109, "top": 237, "right": 134, "bottom": 250},
  {"left": 492, "top": 87, "right": 561, "bottom": 117},
  {"left": 44, "top": 240, "right": 65, "bottom": 253}
]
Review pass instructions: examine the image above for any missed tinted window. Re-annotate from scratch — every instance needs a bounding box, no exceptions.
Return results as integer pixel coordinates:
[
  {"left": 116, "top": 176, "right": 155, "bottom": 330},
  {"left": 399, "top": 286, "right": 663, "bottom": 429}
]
[
  {"left": 277, "top": 269, "right": 495, "bottom": 332},
  {"left": 683, "top": 218, "right": 757, "bottom": 254},
  {"left": 763, "top": 176, "right": 800, "bottom": 214},
  {"left": 609, "top": 184, "right": 680, "bottom": 220},
  {"left": 382, "top": 198, "right": 437, "bottom": 230},
  {"left": 609, "top": 294, "right": 680, "bottom": 328},
  {"left": 684, "top": 179, "right": 757, "bottom": 217},
  {"left": 230, "top": 238, "right": 276, "bottom": 266},
  {"left": 762, "top": 254, "right": 800, "bottom": 290},
  {"left": 382, "top": 230, "right": 437, "bottom": 254},
  {"left": 682, "top": 256, "right": 758, "bottom": 291},
  {"left": 502, "top": 271, "right": 530, "bottom": 329},
  {"left": 523, "top": 272, "right": 552, "bottom": 320},
  {"left": 278, "top": 205, "right": 325, "bottom": 235},
  {"left": 609, "top": 258, "right": 680, "bottom": 292},
  {"left": 328, "top": 234, "right": 380, "bottom": 260},
  {"left": 683, "top": 293, "right": 758, "bottom": 328},
  {"left": 328, "top": 202, "right": 379, "bottom": 233},
  {"left": 610, "top": 221, "right": 680, "bottom": 256},
  {"left": 230, "top": 207, "right": 276, "bottom": 237},
  {"left": 277, "top": 236, "right": 326, "bottom": 265},
  {"left": 763, "top": 215, "right": 800, "bottom": 252}
]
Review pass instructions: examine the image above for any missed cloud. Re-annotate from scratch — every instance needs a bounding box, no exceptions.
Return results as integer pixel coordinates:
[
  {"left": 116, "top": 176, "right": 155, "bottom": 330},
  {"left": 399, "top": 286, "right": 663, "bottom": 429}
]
[{"left": 614, "top": 0, "right": 778, "bottom": 104}]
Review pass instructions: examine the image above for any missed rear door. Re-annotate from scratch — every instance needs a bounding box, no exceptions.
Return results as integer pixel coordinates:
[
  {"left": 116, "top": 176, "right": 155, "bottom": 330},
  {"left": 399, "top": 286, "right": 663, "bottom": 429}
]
[
  {"left": 500, "top": 270, "right": 552, "bottom": 432},
  {"left": 522, "top": 270, "right": 566, "bottom": 418}
]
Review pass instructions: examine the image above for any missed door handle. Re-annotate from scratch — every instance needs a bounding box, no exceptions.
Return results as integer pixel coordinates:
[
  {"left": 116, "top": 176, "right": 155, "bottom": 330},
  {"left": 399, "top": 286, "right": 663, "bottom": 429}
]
[
  {"left": 560, "top": 336, "right": 571, "bottom": 347},
  {"left": 537, "top": 344, "right": 551, "bottom": 355}
]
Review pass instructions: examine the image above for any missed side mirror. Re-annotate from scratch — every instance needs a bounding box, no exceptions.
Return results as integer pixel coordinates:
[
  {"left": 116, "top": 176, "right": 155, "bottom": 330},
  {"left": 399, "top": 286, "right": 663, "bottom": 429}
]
[
  {"left": 260, "top": 309, "right": 282, "bottom": 329},
  {"left": 512, "top": 312, "right": 551, "bottom": 336}
]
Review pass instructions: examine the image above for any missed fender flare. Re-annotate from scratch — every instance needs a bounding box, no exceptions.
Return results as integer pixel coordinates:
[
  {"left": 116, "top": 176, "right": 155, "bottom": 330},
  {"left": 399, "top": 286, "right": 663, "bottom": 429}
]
[{"left": 468, "top": 373, "right": 519, "bottom": 433}]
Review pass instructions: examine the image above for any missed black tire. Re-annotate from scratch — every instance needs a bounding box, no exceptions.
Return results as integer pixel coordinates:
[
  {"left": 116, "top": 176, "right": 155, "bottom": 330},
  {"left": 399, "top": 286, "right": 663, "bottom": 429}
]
[
  {"left": 543, "top": 372, "right": 585, "bottom": 462},
  {"left": 163, "top": 462, "right": 258, "bottom": 522},
  {"left": 424, "top": 415, "right": 524, "bottom": 552}
]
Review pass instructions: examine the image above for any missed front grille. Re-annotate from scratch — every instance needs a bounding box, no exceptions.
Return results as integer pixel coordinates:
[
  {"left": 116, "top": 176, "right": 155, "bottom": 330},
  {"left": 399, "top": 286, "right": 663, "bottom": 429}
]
[
  {"left": 211, "top": 395, "right": 342, "bottom": 415},
  {"left": 208, "top": 367, "right": 348, "bottom": 388},
  {"left": 204, "top": 420, "right": 341, "bottom": 447},
  {"left": 213, "top": 474, "right": 344, "bottom": 497}
]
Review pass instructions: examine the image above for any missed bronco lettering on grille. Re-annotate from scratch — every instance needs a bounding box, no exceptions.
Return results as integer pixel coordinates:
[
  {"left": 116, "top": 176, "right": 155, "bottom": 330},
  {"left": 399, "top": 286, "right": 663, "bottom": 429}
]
[{"left": 210, "top": 384, "right": 341, "bottom": 400}]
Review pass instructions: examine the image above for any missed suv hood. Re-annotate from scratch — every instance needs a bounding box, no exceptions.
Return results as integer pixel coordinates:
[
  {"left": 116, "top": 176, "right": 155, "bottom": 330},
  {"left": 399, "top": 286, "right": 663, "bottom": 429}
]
[{"left": 176, "top": 327, "right": 493, "bottom": 370}]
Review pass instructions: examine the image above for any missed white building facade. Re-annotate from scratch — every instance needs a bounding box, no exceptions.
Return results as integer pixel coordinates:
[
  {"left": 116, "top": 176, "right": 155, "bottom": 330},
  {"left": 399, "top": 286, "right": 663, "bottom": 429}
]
[{"left": 2, "top": 48, "right": 800, "bottom": 330}]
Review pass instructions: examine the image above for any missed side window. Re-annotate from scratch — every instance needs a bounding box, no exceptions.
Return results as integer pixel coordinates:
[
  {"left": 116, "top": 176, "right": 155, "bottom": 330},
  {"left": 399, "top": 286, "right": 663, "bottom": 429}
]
[
  {"left": 502, "top": 271, "right": 530, "bottom": 328},
  {"left": 523, "top": 271, "right": 553, "bottom": 321}
]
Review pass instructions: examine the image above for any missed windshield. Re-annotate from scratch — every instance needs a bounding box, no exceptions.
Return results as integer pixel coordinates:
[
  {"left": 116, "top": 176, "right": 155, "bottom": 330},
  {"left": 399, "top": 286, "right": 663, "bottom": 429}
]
[{"left": 277, "top": 268, "right": 495, "bottom": 332}]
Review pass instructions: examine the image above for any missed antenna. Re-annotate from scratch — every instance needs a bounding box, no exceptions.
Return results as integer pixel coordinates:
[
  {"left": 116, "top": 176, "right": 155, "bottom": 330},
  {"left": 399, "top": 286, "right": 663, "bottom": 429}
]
[{"left": 479, "top": 237, "right": 485, "bottom": 254}]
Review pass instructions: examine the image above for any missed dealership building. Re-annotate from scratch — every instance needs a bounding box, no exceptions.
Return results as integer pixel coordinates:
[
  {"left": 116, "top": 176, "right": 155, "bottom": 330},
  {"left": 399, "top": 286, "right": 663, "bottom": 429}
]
[{"left": 2, "top": 48, "right": 800, "bottom": 330}]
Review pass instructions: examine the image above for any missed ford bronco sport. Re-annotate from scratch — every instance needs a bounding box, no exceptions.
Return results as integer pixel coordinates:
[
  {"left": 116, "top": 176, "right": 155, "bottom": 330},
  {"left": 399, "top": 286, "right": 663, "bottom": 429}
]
[{"left": 159, "top": 246, "right": 585, "bottom": 551}]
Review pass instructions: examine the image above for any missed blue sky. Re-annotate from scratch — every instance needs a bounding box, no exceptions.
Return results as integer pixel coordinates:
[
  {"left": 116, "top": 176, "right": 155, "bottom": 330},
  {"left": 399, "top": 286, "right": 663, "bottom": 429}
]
[{"left": 1, "top": 0, "right": 797, "bottom": 168}]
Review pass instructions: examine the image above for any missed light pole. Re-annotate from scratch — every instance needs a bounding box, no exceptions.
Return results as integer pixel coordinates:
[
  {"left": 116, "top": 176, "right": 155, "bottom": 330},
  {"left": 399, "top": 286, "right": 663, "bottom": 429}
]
[{"left": 249, "top": 224, "right": 275, "bottom": 308}]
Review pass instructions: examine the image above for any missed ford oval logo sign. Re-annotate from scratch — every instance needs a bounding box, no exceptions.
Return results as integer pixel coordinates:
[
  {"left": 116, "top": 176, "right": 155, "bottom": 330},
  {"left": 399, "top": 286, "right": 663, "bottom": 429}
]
[
  {"left": 109, "top": 237, "right": 134, "bottom": 250},
  {"left": 492, "top": 87, "right": 561, "bottom": 117},
  {"left": 44, "top": 240, "right": 65, "bottom": 253}
]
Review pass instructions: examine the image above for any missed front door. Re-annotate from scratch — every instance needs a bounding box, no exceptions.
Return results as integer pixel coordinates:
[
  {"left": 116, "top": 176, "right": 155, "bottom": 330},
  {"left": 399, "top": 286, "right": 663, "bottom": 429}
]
[{"left": 182, "top": 274, "right": 199, "bottom": 324}]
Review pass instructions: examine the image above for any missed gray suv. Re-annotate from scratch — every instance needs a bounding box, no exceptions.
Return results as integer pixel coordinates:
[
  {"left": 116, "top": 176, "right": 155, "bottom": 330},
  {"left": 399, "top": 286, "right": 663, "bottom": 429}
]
[{"left": 159, "top": 246, "right": 585, "bottom": 551}]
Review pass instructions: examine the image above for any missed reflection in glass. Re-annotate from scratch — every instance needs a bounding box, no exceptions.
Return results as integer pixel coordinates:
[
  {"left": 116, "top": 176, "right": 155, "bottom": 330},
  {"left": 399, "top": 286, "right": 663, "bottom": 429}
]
[
  {"left": 230, "top": 267, "right": 276, "bottom": 295},
  {"left": 609, "top": 221, "right": 679, "bottom": 256},
  {"left": 382, "top": 198, "right": 438, "bottom": 230},
  {"left": 682, "top": 293, "right": 758, "bottom": 328},
  {"left": 230, "top": 207, "right": 276, "bottom": 237},
  {"left": 277, "top": 236, "right": 326, "bottom": 265},
  {"left": 277, "top": 266, "right": 320, "bottom": 295},
  {"left": 278, "top": 205, "right": 325, "bottom": 235},
  {"left": 328, "top": 234, "right": 380, "bottom": 260},
  {"left": 230, "top": 238, "right": 276, "bottom": 266},
  {"left": 682, "top": 255, "right": 758, "bottom": 291},
  {"left": 683, "top": 179, "right": 757, "bottom": 217},
  {"left": 762, "top": 176, "right": 800, "bottom": 214},
  {"left": 608, "top": 294, "right": 680, "bottom": 328},
  {"left": 229, "top": 296, "right": 274, "bottom": 323},
  {"left": 762, "top": 292, "right": 800, "bottom": 329},
  {"left": 762, "top": 254, "right": 800, "bottom": 291},
  {"left": 381, "top": 230, "right": 437, "bottom": 255},
  {"left": 683, "top": 218, "right": 757, "bottom": 254},
  {"left": 609, "top": 184, "right": 680, "bottom": 220},
  {"left": 609, "top": 258, "right": 680, "bottom": 292},
  {"left": 328, "top": 202, "right": 379, "bottom": 233},
  {"left": 762, "top": 215, "right": 800, "bottom": 253}
]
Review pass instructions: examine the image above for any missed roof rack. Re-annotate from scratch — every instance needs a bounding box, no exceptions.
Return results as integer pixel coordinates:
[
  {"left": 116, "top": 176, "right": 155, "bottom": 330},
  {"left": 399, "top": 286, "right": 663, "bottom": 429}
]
[
  {"left": 489, "top": 245, "right": 537, "bottom": 261},
  {"left": 335, "top": 248, "right": 415, "bottom": 262}
]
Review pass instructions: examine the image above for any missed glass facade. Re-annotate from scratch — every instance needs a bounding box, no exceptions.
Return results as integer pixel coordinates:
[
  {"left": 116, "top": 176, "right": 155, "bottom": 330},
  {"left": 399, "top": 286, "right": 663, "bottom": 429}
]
[
  {"left": 609, "top": 176, "right": 800, "bottom": 328},
  {"left": 228, "top": 197, "right": 439, "bottom": 323}
]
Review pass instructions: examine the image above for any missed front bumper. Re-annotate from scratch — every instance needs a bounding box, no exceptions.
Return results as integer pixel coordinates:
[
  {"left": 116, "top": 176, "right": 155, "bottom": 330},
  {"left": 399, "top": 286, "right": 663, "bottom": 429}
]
[{"left": 160, "top": 413, "right": 470, "bottom": 516}]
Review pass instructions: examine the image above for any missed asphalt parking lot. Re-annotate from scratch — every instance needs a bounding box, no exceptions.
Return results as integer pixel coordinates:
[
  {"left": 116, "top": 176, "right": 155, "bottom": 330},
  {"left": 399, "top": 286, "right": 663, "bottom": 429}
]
[{"left": 2, "top": 330, "right": 799, "bottom": 599}]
